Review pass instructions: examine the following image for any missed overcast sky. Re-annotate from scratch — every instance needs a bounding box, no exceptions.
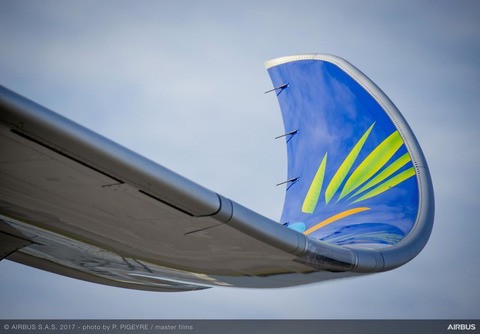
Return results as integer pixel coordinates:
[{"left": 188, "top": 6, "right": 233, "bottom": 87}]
[{"left": 0, "top": 0, "right": 479, "bottom": 319}]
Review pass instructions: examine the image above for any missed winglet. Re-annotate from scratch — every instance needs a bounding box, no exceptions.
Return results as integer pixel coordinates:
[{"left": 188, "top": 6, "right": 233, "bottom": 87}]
[{"left": 267, "top": 54, "right": 434, "bottom": 271}]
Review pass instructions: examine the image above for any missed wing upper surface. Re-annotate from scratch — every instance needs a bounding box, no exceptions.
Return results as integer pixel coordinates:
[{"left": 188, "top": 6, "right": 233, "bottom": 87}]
[{"left": 0, "top": 83, "right": 356, "bottom": 291}]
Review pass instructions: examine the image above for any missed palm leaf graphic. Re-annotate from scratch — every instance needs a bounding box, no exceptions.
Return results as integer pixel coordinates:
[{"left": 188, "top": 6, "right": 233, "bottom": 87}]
[
  {"left": 300, "top": 122, "right": 416, "bottom": 234},
  {"left": 349, "top": 152, "right": 411, "bottom": 199},
  {"left": 352, "top": 167, "right": 415, "bottom": 203},
  {"left": 324, "top": 123, "right": 375, "bottom": 204},
  {"left": 338, "top": 130, "right": 404, "bottom": 201},
  {"left": 304, "top": 207, "right": 370, "bottom": 235},
  {"left": 302, "top": 153, "right": 327, "bottom": 213}
]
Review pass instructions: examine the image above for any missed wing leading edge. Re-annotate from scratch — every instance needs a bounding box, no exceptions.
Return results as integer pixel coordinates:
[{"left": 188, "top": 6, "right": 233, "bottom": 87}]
[{"left": 0, "top": 54, "right": 434, "bottom": 291}]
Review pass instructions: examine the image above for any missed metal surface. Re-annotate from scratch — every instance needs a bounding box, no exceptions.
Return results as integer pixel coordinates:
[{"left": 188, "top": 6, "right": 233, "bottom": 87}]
[{"left": 0, "top": 84, "right": 338, "bottom": 291}]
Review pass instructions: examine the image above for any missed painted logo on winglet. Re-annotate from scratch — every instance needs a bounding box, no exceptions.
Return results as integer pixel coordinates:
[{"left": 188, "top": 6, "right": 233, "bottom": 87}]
[{"left": 286, "top": 122, "right": 415, "bottom": 245}]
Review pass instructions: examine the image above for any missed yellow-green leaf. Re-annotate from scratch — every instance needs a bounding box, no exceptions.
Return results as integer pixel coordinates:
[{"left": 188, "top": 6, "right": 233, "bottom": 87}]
[
  {"left": 339, "top": 130, "right": 404, "bottom": 200},
  {"left": 350, "top": 152, "right": 411, "bottom": 199},
  {"left": 302, "top": 153, "right": 327, "bottom": 213},
  {"left": 324, "top": 123, "right": 375, "bottom": 204},
  {"left": 352, "top": 167, "right": 416, "bottom": 203}
]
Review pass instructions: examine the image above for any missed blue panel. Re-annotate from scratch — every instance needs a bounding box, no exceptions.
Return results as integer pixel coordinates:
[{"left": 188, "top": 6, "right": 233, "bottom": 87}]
[{"left": 268, "top": 58, "right": 419, "bottom": 248}]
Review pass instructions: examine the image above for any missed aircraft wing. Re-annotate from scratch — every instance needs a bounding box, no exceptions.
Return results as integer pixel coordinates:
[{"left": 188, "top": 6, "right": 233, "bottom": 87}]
[{"left": 0, "top": 54, "right": 434, "bottom": 292}]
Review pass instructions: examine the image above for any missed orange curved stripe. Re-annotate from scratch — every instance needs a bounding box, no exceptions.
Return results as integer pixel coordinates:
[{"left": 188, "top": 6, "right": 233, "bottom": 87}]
[{"left": 304, "top": 207, "right": 370, "bottom": 235}]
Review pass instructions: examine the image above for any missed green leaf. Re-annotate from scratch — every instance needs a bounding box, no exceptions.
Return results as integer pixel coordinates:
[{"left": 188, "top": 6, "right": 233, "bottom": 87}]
[
  {"left": 302, "top": 153, "right": 327, "bottom": 213},
  {"left": 339, "top": 130, "right": 404, "bottom": 201},
  {"left": 350, "top": 152, "right": 411, "bottom": 199},
  {"left": 352, "top": 167, "right": 416, "bottom": 203},
  {"left": 324, "top": 122, "right": 375, "bottom": 204}
]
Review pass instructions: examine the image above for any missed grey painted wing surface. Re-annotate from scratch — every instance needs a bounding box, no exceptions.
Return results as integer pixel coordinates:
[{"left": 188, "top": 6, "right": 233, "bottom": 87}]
[
  {"left": 0, "top": 55, "right": 434, "bottom": 291},
  {"left": 0, "top": 84, "right": 356, "bottom": 291}
]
